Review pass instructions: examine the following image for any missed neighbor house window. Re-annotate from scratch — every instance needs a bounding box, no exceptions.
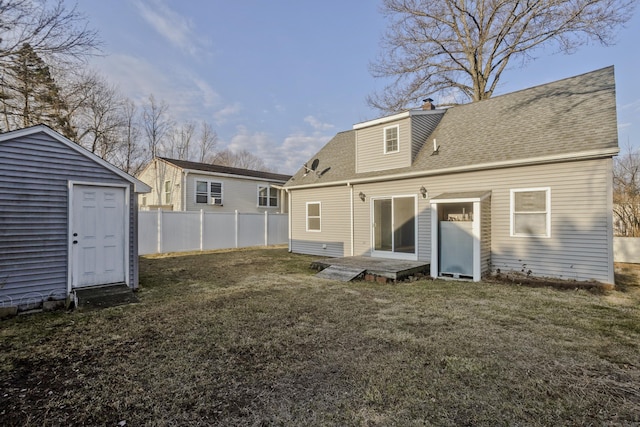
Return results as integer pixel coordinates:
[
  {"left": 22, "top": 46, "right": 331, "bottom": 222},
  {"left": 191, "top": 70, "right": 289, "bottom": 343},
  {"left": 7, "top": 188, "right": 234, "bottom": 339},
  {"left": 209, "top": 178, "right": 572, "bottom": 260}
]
[
  {"left": 306, "top": 202, "right": 321, "bottom": 232},
  {"left": 195, "top": 180, "right": 223, "bottom": 205},
  {"left": 384, "top": 125, "right": 399, "bottom": 153},
  {"left": 258, "top": 185, "right": 279, "bottom": 207},
  {"left": 164, "top": 180, "right": 172, "bottom": 204},
  {"left": 511, "top": 188, "right": 550, "bottom": 237}
]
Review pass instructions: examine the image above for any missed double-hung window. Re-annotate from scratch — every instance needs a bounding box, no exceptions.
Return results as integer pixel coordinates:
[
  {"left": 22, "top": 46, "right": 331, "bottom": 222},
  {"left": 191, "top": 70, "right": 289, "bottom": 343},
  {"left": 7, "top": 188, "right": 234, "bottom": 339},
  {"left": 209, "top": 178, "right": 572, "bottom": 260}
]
[
  {"left": 164, "top": 180, "right": 172, "bottom": 204},
  {"left": 384, "top": 125, "right": 399, "bottom": 153},
  {"left": 195, "top": 180, "right": 223, "bottom": 205},
  {"left": 306, "top": 202, "right": 321, "bottom": 232},
  {"left": 511, "top": 188, "right": 550, "bottom": 237},
  {"left": 258, "top": 185, "right": 279, "bottom": 207}
]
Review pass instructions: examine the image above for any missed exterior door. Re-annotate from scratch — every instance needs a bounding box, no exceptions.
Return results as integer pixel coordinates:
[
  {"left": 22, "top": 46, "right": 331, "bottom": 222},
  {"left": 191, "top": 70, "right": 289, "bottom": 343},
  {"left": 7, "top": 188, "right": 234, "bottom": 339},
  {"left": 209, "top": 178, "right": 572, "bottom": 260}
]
[
  {"left": 72, "top": 185, "right": 126, "bottom": 288},
  {"left": 372, "top": 196, "right": 416, "bottom": 259}
]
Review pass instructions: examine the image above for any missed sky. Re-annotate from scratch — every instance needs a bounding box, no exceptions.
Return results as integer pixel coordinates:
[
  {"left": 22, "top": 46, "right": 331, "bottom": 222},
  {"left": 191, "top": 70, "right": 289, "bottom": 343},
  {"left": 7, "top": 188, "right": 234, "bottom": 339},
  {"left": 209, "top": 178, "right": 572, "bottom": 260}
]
[{"left": 76, "top": 0, "right": 640, "bottom": 175}]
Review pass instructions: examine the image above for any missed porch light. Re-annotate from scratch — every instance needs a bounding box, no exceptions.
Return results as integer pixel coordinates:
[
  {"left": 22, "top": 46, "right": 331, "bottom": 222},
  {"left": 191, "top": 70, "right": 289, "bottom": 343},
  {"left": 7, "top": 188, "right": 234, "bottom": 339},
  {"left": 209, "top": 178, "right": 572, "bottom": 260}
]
[
  {"left": 420, "top": 186, "right": 428, "bottom": 199},
  {"left": 359, "top": 191, "right": 366, "bottom": 202}
]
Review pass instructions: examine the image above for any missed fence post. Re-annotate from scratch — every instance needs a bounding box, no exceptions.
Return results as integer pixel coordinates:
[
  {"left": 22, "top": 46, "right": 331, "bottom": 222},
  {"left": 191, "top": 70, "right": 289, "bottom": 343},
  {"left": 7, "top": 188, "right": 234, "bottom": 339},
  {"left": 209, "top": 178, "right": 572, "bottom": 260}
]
[
  {"left": 264, "top": 211, "right": 269, "bottom": 246},
  {"left": 200, "top": 209, "right": 204, "bottom": 251},
  {"left": 235, "top": 210, "right": 239, "bottom": 248},
  {"left": 157, "top": 207, "right": 162, "bottom": 254}
]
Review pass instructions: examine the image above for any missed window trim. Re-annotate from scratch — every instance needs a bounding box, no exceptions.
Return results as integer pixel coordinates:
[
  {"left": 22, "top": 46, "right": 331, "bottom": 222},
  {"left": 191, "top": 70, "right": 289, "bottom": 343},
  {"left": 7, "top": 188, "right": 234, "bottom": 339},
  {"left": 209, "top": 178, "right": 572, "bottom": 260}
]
[
  {"left": 257, "top": 185, "right": 279, "bottom": 208},
  {"left": 510, "top": 187, "right": 551, "bottom": 238},
  {"left": 306, "top": 201, "right": 321, "bottom": 232},
  {"left": 195, "top": 179, "right": 224, "bottom": 206},
  {"left": 383, "top": 124, "right": 400, "bottom": 154},
  {"left": 164, "top": 180, "right": 172, "bottom": 204}
]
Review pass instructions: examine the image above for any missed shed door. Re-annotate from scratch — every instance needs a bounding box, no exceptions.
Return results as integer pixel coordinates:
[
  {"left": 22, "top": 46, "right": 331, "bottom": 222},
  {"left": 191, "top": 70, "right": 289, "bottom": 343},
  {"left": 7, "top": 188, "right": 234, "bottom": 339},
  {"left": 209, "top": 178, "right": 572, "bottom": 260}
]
[{"left": 72, "top": 185, "right": 126, "bottom": 288}]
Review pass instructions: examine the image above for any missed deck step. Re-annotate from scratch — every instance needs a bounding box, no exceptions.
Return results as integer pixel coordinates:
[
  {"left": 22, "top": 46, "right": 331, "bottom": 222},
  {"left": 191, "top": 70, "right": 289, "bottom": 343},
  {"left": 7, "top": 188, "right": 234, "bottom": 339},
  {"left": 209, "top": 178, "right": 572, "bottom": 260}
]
[
  {"left": 74, "top": 284, "right": 138, "bottom": 310},
  {"left": 316, "top": 265, "right": 366, "bottom": 282}
]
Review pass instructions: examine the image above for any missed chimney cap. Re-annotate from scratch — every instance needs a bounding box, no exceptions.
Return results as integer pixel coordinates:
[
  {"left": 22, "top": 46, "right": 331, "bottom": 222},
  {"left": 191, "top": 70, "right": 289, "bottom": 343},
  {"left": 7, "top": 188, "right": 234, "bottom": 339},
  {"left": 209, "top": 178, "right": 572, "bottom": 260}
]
[{"left": 421, "top": 98, "right": 436, "bottom": 110}]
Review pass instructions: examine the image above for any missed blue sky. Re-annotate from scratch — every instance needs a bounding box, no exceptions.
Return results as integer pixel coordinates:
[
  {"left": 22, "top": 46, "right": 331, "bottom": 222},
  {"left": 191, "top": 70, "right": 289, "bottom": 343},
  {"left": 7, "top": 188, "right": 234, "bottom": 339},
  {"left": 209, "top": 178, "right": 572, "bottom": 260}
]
[{"left": 77, "top": 0, "right": 640, "bottom": 174}]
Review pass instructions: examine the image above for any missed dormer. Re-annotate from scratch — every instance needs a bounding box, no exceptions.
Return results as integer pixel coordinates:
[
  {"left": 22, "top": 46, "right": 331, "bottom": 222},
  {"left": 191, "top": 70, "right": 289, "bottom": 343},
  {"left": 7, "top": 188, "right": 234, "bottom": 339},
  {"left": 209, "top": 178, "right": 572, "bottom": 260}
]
[{"left": 354, "top": 108, "right": 444, "bottom": 174}]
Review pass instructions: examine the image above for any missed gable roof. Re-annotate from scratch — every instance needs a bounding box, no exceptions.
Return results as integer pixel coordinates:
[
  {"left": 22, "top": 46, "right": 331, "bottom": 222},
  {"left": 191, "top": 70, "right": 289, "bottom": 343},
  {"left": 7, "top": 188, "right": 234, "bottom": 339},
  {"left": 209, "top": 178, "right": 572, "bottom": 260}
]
[
  {"left": 285, "top": 66, "right": 619, "bottom": 189},
  {"left": 0, "top": 125, "right": 151, "bottom": 193},
  {"left": 157, "top": 157, "right": 291, "bottom": 182}
]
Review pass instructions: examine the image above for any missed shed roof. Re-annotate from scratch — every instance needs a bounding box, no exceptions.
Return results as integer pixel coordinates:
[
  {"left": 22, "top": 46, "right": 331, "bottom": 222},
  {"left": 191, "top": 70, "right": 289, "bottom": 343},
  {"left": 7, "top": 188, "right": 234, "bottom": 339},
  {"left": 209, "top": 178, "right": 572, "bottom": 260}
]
[
  {"left": 0, "top": 125, "right": 151, "bottom": 193},
  {"left": 158, "top": 157, "right": 292, "bottom": 182},
  {"left": 285, "top": 66, "right": 619, "bottom": 189}
]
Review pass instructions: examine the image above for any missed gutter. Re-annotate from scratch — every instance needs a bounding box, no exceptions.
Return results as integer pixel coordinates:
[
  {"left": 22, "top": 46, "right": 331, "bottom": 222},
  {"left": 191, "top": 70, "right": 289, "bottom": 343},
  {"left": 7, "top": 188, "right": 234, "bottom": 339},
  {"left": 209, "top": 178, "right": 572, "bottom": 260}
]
[
  {"left": 284, "top": 147, "right": 620, "bottom": 190},
  {"left": 182, "top": 168, "right": 289, "bottom": 184}
]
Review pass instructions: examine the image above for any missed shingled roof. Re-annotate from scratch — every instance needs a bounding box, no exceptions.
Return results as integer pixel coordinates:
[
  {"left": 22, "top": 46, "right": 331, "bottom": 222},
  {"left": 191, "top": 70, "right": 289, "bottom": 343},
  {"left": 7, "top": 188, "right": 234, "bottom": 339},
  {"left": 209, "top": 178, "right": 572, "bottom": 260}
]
[
  {"left": 159, "top": 157, "right": 291, "bottom": 182},
  {"left": 285, "top": 66, "right": 618, "bottom": 188}
]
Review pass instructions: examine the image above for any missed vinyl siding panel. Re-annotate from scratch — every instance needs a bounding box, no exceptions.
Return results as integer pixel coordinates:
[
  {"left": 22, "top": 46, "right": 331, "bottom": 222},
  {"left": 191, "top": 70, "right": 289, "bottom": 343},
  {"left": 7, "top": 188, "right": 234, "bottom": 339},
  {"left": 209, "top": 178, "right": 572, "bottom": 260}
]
[
  {"left": 297, "top": 157, "right": 612, "bottom": 283},
  {"left": 356, "top": 117, "right": 411, "bottom": 173},
  {"left": 0, "top": 131, "right": 136, "bottom": 309},
  {"left": 137, "top": 160, "right": 183, "bottom": 210},
  {"left": 411, "top": 114, "right": 444, "bottom": 160},
  {"left": 290, "top": 186, "right": 351, "bottom": 257},
  {"left": 185, "top": 173, "right": 284, "bottom": 213}
]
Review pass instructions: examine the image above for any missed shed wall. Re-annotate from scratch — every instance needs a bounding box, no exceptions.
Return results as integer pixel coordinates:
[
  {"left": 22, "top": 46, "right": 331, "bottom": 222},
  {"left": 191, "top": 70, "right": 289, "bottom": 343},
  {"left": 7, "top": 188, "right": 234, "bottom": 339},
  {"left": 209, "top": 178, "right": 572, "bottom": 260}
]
[{"left": 0, "top": 131, "right": 135, "bottom": 309}]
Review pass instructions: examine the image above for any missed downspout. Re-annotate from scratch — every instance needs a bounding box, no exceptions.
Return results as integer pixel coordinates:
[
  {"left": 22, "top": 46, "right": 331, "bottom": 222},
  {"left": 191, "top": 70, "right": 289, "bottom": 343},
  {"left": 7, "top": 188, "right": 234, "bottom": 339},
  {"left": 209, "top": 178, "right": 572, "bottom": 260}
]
[
  {"left": 182, "top": 171, "right": 189, "bottom": 211},
  {"left": 286, "top": 188, "right": 292, "bottom": 252},
  {"left": 348, "top": 182, "right": 354, "bottom": 257}
]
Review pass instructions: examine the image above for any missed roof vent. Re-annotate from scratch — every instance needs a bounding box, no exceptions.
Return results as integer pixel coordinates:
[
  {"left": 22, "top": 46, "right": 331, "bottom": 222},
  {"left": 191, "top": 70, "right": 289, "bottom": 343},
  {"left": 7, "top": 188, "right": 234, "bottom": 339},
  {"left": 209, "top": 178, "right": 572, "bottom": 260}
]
[{"left": 422, "top": 98, "right": 436, "bottom": 110}]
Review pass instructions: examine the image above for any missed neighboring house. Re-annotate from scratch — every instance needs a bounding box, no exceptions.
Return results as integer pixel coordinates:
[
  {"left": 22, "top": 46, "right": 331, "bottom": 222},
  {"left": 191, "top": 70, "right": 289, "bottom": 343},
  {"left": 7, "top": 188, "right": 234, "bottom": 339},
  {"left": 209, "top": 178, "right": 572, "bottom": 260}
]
[
  {"left": 0, "top": 125, "right": 151, "bottom": 311},
  {"left": 137, "top": 157, "right": 291, "bottom": 213},
  {"left": 284, "top": 67, "right": 619, "bottom": 284}
]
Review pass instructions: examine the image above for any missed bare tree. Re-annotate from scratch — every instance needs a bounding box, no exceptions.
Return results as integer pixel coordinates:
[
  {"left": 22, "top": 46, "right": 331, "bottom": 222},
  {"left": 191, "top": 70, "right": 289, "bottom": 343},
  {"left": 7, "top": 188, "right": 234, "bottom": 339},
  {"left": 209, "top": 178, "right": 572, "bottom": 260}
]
[
  {"left": 113, "top": 98, "right": 146, "bottom": 176},
  {"left": 0, "top": 0, "right": 99, "bottom": 66},
  {"left": 614, "top": 144, "right": 640, "bottom": 237},
  {"left": 73, "top": 72, "right": 124, "bottom": 159},
  {"left": 369, "top": 0, "right": 637, "bottom": 112},
  {"left": 142, "top": 94, "right": 172, "bottom": 159},
  {"left": 167, "top": 120, "right": 196, "bottom": 160},
  {"left": 197, "top": 121, "right": 218, "bottom": 163},
  {"left": 214, "top": 148, "right": 273, "bottom": 172}
]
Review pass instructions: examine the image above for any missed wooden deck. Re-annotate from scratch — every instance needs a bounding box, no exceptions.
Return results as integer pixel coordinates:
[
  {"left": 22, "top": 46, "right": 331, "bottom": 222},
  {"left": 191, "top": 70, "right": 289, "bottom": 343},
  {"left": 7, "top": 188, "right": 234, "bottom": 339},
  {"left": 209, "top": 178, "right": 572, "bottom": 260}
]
[{"left": 311, "top": 256, "right": 430, "bottom": 282}]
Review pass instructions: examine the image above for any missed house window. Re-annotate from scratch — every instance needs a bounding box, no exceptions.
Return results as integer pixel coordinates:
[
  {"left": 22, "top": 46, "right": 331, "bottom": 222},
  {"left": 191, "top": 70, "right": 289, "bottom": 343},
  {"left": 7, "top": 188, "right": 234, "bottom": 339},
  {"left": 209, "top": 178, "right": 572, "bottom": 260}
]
[
  {"left": 164, "top": 180, "right": 172, "bottom": 204},
  {"left": 384, "top": 125, "right": 399, "bottom": 153},
  {"left": 258, "top": 185, "right": 279, "bottom": 207},
  {"left": 195, "top": 180, "right": 223, "bottom": 205},
  {"left": 306, "top": 202, "right": 321, "bottom": 232},
  {"left": 511, "top": 188, "right": 550, "bottom": 237}
]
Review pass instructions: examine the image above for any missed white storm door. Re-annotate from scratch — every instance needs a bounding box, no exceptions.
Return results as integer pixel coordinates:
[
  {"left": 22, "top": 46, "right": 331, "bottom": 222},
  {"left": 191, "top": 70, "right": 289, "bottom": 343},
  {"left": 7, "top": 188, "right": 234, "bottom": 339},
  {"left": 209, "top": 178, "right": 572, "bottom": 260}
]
[{"left": 72, "top": 185, "right": 126, "bottom": 288}]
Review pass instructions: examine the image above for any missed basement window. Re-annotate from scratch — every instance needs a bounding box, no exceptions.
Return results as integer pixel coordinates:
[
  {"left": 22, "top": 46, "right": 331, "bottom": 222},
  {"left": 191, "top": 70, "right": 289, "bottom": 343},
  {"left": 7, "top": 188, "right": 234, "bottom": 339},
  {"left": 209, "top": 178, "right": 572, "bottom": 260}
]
[{"left": 511, "top": 188, "right": 550, "bottom": 237}]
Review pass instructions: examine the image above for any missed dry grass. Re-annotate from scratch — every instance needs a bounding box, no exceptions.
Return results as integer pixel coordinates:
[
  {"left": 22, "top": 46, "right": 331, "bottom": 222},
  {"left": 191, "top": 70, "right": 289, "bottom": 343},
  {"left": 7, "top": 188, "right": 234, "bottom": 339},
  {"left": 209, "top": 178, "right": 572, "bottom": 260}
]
[{"left": 1, "top": 248, "right": 639, "bottom": 426}]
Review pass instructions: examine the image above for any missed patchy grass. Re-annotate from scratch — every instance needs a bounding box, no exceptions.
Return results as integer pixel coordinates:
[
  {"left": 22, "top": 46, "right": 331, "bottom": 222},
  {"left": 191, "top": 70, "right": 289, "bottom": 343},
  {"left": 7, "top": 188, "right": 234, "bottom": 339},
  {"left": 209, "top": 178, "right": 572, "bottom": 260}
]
[{"left": 1, "top": 248, "right": 639, "bottom": 426}]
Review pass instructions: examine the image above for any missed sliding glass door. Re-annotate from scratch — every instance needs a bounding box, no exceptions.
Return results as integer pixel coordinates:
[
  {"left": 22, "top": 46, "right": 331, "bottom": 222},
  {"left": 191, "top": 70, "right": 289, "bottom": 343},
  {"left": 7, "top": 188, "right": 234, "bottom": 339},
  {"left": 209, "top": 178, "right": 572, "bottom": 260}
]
[{"left": 372, "top": 196, "right": 416, "bottom": 259}]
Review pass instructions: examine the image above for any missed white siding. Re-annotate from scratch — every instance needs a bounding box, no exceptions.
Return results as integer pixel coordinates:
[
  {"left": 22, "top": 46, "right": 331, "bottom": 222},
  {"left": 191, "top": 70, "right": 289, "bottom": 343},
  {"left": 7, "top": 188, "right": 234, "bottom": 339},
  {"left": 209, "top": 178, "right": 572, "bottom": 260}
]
[
  {"left": 290, "top": 186, "right": 351, "bottom": 257},
  {"left": 137, "top": 160, "right": 183, "bottom": 210},
  {"left": 185, "top": 173, "right": 283, "bottom": 214},
  {"left": 292, "top": 157, "right": 614, "bottom": 283},
  {"left": 356, "top": 117, "right": 411, "bottom": 173}
]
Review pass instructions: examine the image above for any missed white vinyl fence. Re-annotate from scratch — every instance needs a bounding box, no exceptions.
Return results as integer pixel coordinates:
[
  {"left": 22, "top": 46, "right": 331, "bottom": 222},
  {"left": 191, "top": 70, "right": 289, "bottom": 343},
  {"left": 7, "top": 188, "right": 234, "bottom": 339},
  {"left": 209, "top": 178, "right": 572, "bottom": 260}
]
[
  {"left": 613, "top": 237, "right": 640, "bottom": 264},
  {"left": 139, "top": 210, "right": 288, "bottom": 255}
]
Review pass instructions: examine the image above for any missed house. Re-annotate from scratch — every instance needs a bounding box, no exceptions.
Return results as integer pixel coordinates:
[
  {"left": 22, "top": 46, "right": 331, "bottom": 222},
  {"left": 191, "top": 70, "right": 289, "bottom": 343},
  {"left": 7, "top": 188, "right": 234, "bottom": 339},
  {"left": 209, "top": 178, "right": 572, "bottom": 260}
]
[
  {"left": 283, "top": 66, "right": 619, "bottom": 284},
  {"left": 137, "top": 157, "right": 291, "bottom": 213},
  {"left": 0, "top": 125, "right": 151, "bottom": 312}
]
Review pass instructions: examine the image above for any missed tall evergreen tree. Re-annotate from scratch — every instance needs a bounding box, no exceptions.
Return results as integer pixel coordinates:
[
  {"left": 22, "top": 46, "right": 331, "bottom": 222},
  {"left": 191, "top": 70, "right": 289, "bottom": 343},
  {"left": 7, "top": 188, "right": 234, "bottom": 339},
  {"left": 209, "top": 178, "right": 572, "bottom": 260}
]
[{"left": 1, "top": 43, "right": 75, "bottom": 137}]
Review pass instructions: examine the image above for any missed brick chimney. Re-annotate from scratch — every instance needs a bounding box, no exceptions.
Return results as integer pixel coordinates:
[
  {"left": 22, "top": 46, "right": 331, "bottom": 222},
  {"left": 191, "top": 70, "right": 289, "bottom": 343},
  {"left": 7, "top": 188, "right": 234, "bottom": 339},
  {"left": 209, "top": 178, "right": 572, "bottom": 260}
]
[{"left": 422, "top": 98, "right": 435, "bottom": 110}]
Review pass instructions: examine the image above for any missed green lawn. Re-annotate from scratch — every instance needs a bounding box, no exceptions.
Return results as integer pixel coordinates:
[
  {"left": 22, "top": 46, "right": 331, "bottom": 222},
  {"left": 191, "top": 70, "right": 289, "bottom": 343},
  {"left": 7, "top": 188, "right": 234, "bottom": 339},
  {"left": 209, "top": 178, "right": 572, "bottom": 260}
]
[{"left": 1, "top": 247, "right": 639, "bottom": 426}]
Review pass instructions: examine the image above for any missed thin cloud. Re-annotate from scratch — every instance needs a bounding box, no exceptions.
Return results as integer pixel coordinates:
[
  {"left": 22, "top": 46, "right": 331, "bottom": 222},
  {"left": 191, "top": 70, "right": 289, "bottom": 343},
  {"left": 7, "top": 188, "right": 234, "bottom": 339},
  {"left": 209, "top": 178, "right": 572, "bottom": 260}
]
[
  {"left": 134, "top": 0, "right": 206, "bottom": 56},
  {"left": 214, "top": 103, "right": 242, "bottom": 125},
  {"left": 304, "top": 115, "right": 334, "bottom": 131}
]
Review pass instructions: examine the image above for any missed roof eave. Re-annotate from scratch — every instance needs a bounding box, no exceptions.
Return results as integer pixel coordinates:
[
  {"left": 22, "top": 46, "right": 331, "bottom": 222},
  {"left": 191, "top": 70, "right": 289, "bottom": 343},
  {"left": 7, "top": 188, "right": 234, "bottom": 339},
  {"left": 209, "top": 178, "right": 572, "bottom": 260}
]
[{"left": 284, "top": 147, "right": 619, "bottom": 190}]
